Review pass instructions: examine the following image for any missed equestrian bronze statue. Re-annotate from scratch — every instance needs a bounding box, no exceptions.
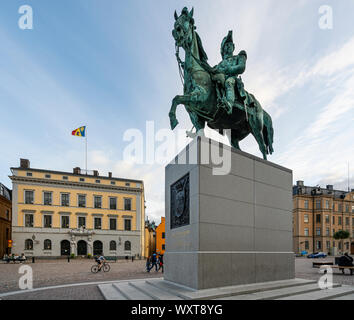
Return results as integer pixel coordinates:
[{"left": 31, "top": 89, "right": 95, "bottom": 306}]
[{"left": 169, "top": 7, "right": 274, "bottom": 160}]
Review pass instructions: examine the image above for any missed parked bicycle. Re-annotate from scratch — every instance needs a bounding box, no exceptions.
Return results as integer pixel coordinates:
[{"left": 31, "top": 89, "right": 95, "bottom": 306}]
[{"left": 91, "top": 261, "right": 110, "bottom": 273}]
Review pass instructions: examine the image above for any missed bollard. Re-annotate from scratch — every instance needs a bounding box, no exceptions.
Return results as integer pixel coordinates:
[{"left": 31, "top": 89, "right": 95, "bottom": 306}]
[
  {"left": 32, "top": 256, "right": 35, "bottom": 263},
  {"left": 67, "top": 256, "right": 70, "bottom": 263}
]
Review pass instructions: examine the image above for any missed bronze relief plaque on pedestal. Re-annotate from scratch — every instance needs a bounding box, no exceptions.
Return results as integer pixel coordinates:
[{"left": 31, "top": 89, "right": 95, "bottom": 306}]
[{"left": 170, "top": 173, "right": 190, "bottom": 229}]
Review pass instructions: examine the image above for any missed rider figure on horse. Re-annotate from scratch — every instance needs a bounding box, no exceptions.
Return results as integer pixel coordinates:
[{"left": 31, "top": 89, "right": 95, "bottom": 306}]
[{"left": 212, "top": 31, "right": 254, "bottom": 117}]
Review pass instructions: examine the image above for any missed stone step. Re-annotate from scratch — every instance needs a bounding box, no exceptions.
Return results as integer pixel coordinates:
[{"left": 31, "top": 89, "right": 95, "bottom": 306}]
[
  {"left": 130, "top": 281, "right": 183, "bottom": 300},
  {"left": 331, "top": 293, "right": 354, "bottom": 300},
  {"left": 277, "top": 285, "right": 354, "bottom": 300},
  {"left": 146, "top": 278, "right": 316, "bottom": 300},
  {"left": 215, "top": 283, "right": 340, "bottom": 300},
  {"left": 98, "top": 283, "right": 128, "bottom": 300},
  {"left": 112, "top": 282, "right": 153, "bottom": 300}
]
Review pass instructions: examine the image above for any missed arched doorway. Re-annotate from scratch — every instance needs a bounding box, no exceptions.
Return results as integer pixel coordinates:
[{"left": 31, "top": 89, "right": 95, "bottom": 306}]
[
  {"left": 61, "top": 240, "right": 71, "bottom": 256},
  {"left": 93, "top": 240, "right": 103, "bottom": 256},
  {"left": 77, "top": 240, "right": 87, "bottom": 256}
]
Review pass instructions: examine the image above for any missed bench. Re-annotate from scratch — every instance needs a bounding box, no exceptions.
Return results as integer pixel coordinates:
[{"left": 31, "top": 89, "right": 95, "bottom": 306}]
[
  {"left": 2, "top": 258, "right": 27, "bottom": 264},
  {"left": 312, "top": 261, "right": 333, "bottom": 268},
  {"left": 104, "top": 256, "right": 117, "bottom": 262},
  {"left": 320, "top": 265, "right": 354, "bottom": 275}
]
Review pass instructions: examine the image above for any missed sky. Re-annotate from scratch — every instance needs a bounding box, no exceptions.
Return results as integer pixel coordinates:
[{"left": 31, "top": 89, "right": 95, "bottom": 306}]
[{"left": 1, "top": 0, "right": 354, "bottom": 224}]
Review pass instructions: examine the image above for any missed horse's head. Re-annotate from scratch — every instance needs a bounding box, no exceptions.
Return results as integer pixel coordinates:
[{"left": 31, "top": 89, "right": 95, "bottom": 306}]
[{"left": 172, "top": 7, "right": 195, "bottom": 51}]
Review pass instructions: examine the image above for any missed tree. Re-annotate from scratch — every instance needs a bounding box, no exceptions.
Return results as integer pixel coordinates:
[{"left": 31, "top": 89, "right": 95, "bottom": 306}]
[{"left": 333, "top": 230, "right": 350, "bottom": 254}]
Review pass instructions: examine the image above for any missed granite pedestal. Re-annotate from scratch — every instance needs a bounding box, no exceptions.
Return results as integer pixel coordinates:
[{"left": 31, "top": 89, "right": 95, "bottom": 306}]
[{"left": 164, "top": 136, "right": 294, "bottom": 290}]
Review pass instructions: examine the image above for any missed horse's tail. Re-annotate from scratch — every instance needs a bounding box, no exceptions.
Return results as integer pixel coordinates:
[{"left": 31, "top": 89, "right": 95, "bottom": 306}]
[{"left": 263, "top": 111, "right": 274, "bottom": 155}]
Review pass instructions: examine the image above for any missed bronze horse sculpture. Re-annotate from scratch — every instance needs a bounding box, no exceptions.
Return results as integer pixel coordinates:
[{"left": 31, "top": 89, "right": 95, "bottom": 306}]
[{"left": 169, "top": 7, "right": 274, "bottom": 160}]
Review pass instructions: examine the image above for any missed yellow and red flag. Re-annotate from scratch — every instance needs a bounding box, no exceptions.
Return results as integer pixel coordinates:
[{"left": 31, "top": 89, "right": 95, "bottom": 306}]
[{"left": 72, "top": 126, "right": 86, "bottom": 137}]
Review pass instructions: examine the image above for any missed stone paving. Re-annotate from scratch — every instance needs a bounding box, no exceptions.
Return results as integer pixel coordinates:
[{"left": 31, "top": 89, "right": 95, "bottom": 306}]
[
  {"left": 295, "top": 256, "right": 354, "bottom": 286},
  {"left": 0, "top": 258, "right": 161, "bottom": 295},
  {"left": 1, "top": 257, "right": 353, "bottom": 300}
]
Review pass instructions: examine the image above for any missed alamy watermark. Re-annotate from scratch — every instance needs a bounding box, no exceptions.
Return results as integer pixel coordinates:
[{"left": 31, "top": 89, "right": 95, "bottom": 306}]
[
  {"left": 318, "top": 266, "right": 333, "bottom": 290},
  {"left": 18, "top": 5, "right": 33, "bottom": 30},
  {"left": 318, "top": 5, "right": 333, "bottom": 30},
  {"left": 123, "top": 121, "right": 232, "bottom": 175},
  {"left": 18, "top": 265, "right": 33, "bottom": 290}
]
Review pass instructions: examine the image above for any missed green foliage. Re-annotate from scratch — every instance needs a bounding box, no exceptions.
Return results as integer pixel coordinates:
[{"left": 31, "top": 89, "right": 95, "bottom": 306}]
[
  {"left": 333, "top": 230, "right": 350, "bottom": 240},
  {"left": 70, "top": 253, "right": 75, "bottom": 258}
]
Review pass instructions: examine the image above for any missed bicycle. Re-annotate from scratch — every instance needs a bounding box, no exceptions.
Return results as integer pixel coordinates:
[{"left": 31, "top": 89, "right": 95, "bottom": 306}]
[{"left": 91, "top": 261, "right": 110, "bottom": 273}]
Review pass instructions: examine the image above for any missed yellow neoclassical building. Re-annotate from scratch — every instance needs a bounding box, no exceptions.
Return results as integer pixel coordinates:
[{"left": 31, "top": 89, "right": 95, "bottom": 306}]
[{"left": 10, "top": 159, "right": 145, "bottom": 258}]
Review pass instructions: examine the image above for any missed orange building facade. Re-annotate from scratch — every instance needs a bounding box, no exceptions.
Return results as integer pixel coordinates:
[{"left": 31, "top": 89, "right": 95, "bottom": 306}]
[
  {"left": 155, "top": 217, "right": 165, "bottom": 255},
  {"left": 293, "top": 181, "right": 354, "bottom": 255}
]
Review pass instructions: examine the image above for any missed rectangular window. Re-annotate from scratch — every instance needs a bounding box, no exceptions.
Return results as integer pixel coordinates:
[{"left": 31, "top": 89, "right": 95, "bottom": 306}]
[
  {"left": 124, "top": 198, "right": 132, "bottom": 211},
  {"left": 25, "top": 214, "right": 33, "bottom": 227},
  {"left": 346, "top": 217, "right": 350, "bottom": 225},
  {"left": 45, "top": 174, "right": 51, "bottom": 179},
  {"left": 326, "top": 241, "right": 330, "bottom": 249},
  {"left": 162, "top": 244, "right": 165, "bottom": 251},
  {"left": 304, "top": 214, "right": 309, "bottom": 223},
  {"left": 26, "top": 172, "right": 32, "bottom": 176},
  {"left": 339, "top": 242, "right": 342, "bottom": 250},
  {"left": 345, "top": 205, "right": 349, "bottom": 212},
  {"left": 162, "top": 232, "right": 165, "bottom": 239},
  {"left": 316, "top": 227, "right": 321, "bottom": 236},
  {"left": 109, "top": 218, "right": 117, "bottom": 230},
  {"left": 333, "top": 216, "right": 335, "bottom": 225},
  {"left": 316, "top": 200, "right": 321, "bottom": 209},
  {"left": 78, "top": 217, "right": 86, "bottom": 228},
  {"left": 304, "top": 200, "right": 309, "bottom": 209},
  {"left": 124, "top": 219, "right": 131, "bottom": 231},
  {"left": 61, "top": 216, "right": 70, "bottom": 229},
  {"left": 94, "top": 196, "right": 102, "bottom": 209},
  {"left": 338, "top": 216, "right": 342, "bottom": 225},
  {"left": 333, "top": 229, "right": 335, "bottom": 236},
  {"left": 94, "top": 217, "right": 102, "bottom": 230},
  {"left": 325, "top": 215, "right": 329, "bottom": 224},
  {"left": 326, "top": 228, "right": 330, "bottom": 236},
  {"left": 111, "top": 181, "right": 116, "bottom": 185},
  {"left": 25, "top": 190, "right": 34, "bottom": 204},
  {"left": 325, "top": 200, "right": 329, "bottom": 209},
  {"left": 61, "top": 193, "right": 70, "bottom": 207},
  {"left": 78, "top": 195, "right": 86, "bottom": 208},
  {"left": 6, "top": 209, "right": 10, "bottom": 220},
  {"left": 79, "top": 178, "right": 85, "bottom": 182},
  {"left": 352, "top": 206, "right": 354, "bottom": 213},
  {"left": 345, "top": 242, "right": 349, "bottom": 250},
  {"left": 44, "top": 215, "right": 52, "bottom": 228},
  {"left": 109, "top": 197, "right": 117, "bottom": 210},
  {"left": 125, "top": 183, "right": 130, "bottom": 187},
  {"left": 338, "top": 204, "right": 342, "bottom": 212},
  {"left": 305, "top": 241, "right": 309, "bottom": 250},
  {"left": 316, "top": 241, "right": 322, "bottom": 250},
  {"left": 43, "top": 192, "right": 52, "bottom": 205},
  {"left": 316, "top": 214, "right": 321, "bottom": 223},
  {"left": 95, "top": 180, "right": 100, "bottom": 184},
  {"left": 304, "top": 228, "right": 309, "bottom": 236}
]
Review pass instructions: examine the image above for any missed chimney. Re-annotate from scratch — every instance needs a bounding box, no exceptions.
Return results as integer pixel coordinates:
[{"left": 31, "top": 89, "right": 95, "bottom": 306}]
[
  {"left": 93, "top": 170, "right": 99, "bottom": 177},
  {"left": 296, "top": 181, "right": 304, "bottom": 187},
  {"left": 326, "top": 185, "right": 333, "bottom": 191},
  {"left": 108, "top": 172, "right": 112, "bottom": 178},
  {"left": 20, "top": 159, "right": 30, "bottom": 169},
  {"left": 73, "top": 167, "right": 81, "bottom": 175}
]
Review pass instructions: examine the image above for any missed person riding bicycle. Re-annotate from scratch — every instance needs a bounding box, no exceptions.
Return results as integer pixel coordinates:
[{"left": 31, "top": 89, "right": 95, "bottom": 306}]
[{"left": 96, "top": 254, "right": 106, "bottom": 271}]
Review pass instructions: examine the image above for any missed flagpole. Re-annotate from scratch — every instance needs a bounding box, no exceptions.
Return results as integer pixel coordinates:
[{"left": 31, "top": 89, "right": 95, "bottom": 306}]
[{"left": 86, "top": 126, "right": 88, "bottom": 174}]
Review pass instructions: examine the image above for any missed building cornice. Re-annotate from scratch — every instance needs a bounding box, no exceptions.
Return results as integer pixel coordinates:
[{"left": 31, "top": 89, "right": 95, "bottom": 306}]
[{"left": 9, "top": 176, "right": 143, "bottom": 194}]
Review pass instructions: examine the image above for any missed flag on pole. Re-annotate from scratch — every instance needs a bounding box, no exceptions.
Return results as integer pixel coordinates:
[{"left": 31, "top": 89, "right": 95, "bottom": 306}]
[{"left": 72, "top": 126, "right": 86, "bottom": 137}]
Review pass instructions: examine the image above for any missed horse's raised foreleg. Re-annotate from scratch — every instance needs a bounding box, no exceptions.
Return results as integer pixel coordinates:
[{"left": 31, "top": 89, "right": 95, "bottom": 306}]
[{"left": 169, "top": 94, "right": 206, "bottom": 132}]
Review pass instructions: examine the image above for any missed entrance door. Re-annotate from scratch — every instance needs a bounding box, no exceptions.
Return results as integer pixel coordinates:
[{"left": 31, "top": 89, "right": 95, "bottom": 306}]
[
  {"left": 77, "top": 240, "right": 87, "bottom": 256},
  {"left": 61, "top": 240, "right": 71, "bottom": 256},
  {"left": 93, "top": 240, "right": 103, "bottom": 256}
]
